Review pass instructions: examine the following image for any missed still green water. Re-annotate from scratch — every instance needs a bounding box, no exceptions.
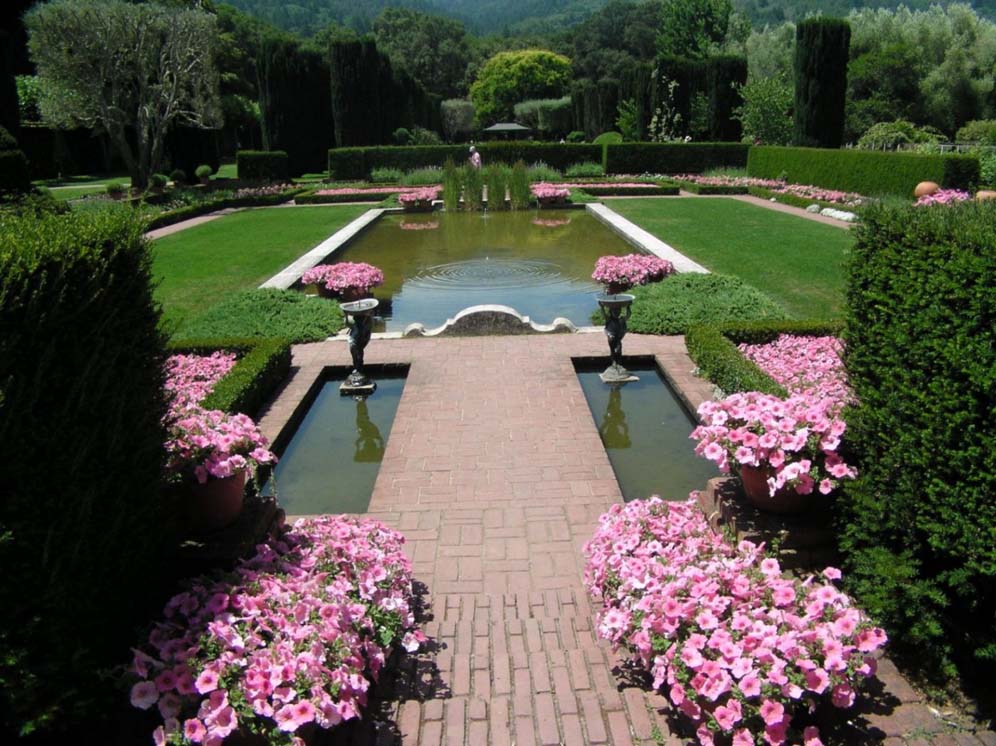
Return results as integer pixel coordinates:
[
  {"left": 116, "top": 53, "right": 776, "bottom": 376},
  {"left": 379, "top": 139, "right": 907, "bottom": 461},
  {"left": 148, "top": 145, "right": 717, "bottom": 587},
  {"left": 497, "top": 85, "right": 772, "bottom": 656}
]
[
  {"left": 327, "top": 210, "right": 637, "bottom": 331},
  {"left": 261, "top": 375, "right": 405, "bottom": 515},
  {"left": 576, "top": 363, "right": 718, "bottom": 502}
]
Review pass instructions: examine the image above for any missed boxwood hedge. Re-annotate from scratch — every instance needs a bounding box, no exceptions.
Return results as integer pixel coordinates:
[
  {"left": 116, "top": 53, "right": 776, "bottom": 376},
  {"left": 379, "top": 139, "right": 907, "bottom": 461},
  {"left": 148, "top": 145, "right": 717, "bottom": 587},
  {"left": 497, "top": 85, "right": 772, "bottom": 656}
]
[
  {"left": 237, "top": 150, "right": 290, "bottom": 182},
  {"left": 604, "top": 143, "right": 749, "bottom": 175}
]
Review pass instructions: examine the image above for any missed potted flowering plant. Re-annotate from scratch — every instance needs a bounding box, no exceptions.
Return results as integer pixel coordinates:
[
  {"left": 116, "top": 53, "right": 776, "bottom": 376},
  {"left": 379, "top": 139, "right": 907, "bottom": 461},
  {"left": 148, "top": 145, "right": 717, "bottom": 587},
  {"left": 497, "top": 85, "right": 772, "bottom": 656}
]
[
  {"left": 691, "top": 391, "right": 856, "bottom": 513},
  {"left": 530, "top": 182, "right": 570, "bottom": 207},
  {"left": 166, "top": 406, "right": 277, "bottom": 532},
  {"left": 128, "top": 514, "right": 427, "bottom": 746},
  {"left": 398, "top": 186, "right": 440, "bottom": 212},
  {"left": 585, "top": 497, "right": 888, "bottom": 746},
  {"left": 592, "top": 253, "right": 674, "bottom": 294},
  {"left": 301, "top": 262, "right": 384, "bottom": 302}
]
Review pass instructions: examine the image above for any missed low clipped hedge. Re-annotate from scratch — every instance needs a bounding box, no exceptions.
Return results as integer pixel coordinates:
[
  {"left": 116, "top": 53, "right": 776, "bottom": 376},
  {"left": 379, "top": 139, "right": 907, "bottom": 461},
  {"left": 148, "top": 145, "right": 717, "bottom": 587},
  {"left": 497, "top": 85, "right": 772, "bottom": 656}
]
[
  {"left": 144, "top": 187, "right": 305, "bottom": 231},
  {"left": 840, "top": 201, "right": 996, "bottom": 681},
  {"left": 685, "top": 319, "right": 845, "bottom": 396},
  {"left": 0, "top": 150, "right": 30, "bottom": 194},
  {"left": 747, "top": 146, "right": 979, "bottom": 198},
  {"left": 328, "top": 143, "right": 603, "bottom": 180},
  {"left": 237, "top": 150, "right": 290, "bottom": 182},
  {"left": 604, "top": 143, "right": 749, "bottom": 175},
  {"left": 0, "top": 208, "right": 172, "bottom": 736},
  {"left": 168, "top": 337, "right": 291, "bottom": 416},
  {"left": 623, "top": 273, "right": 788, "bottom": 335},
  {"left": 295, "top": 189, "right": 398, "bottom": 204},
  {"left": 674, "top": 180, "right": 748, "bottom": 195},
  {"left": 579, "top": 184, "right": 679, "bottom": 196}
]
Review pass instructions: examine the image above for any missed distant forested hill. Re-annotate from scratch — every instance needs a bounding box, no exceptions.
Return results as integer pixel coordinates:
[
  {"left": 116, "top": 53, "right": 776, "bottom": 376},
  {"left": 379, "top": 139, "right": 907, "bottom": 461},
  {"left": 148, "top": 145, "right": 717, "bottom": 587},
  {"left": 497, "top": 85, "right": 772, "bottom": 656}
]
[{"left": 219, "top": 0, "right": 996, "bottom": 37}]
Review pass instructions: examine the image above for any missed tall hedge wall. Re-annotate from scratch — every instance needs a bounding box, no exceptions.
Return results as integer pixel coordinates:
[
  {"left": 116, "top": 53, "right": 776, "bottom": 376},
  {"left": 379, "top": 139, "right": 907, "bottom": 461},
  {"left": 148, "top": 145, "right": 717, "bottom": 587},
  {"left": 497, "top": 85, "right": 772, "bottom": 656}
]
[
  {"left": 747, "top": 146, "right": 979, "bottom": 197},
  {"left": 793, "top": 18, "right": 850, "bottom": 148},
  {"left": 0, "top": 208, "right": 172, "bottom": 736},
  {"left": 258, "top": 37, "right": 332, "bottom": 175},
  {"left": 649, "top": 55, "right": 746, "bottom": 142},
  {"left": 0, "top": 126, "right": 29, "bottom": 194},
  {"left": 840, "top": 202, "right": 996, "bottom": 679},
  {"left": 604, "top": 142, "right": 749, "bottom": 174},
  {"left": 329, "top": 142, "right": 603, "bottom": 180},
  {"left": 0, "top": 30, "right": 18, "bottom": 137}
]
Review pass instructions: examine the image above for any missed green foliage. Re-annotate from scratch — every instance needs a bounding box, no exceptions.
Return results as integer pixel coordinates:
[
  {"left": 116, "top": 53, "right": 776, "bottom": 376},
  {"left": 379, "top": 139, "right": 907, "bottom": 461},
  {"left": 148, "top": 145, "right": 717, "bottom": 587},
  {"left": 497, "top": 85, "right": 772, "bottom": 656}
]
[
  {"left": 410, "top": 126, "right": 443, "bottom": 145},
  {"left": 402, "top": 167, "right": 445, "bottom": 186},
  {"left": 373, "top": 8, "right": 470, "bottom": 98},
  {"left": 526, "top": 161, "right": 561, "bottom": 182},
  {"left": 565, "top": 161, "right": 605, "bottom": 178},
  {"left": 0, "top": 151, "right": 30, "bottom": 194},
  {"left": 105, "top": 181, "right": 127, "bottom": 197},
  {"left": 178, "top": 289, "right": 344, "bottom": 343},
  {"left": 625, "top": 273, "right": 787, "bottom": 334},
  {"left": 392, "top": 127, "right": 412, "bottom": 145},
  {"left": 594, "top": 131, "right": 623, "bottom": 146},
  {"left": 604, "top": 142, "right": 749, "bottom": 174},
  {"left": 440, "top": 99, "right": 475, "bottom": 142},
  {"left": 195, "top": 164, "right": 214, "bottom": 179},
  {"left": 150, "top": 173, "right": 169, "bottom": 188},
  {"left": 15, "top": 75, "right": 41, "bottom": 124},
  {"left": 237, "top": 150, "right": 289, "bottom": 182},
  {"left": 566, "top": 130, "right": 586, "bottom": 143},
  {"left": 370, "top": 167, "right": 403, "bottom": 184},
  {"left": 793, "top": 18, "right": 851, "bottom": 148},
  {"left": 657, "top": 0, "right": 733, "bottom": 59},
  {"left": 857, "top": 120, "right": 944, "bottom": 150},
  {"left": 461, "top": 164, "right": 484, "bottom": 210},
  {"left": 0, "top": 127, "right": 16, "bottom": 152},
  {"left": 508, "top": 160, "right": 532, "bottom": 209},
  {"left": 0, "top": 207, "right": 171, "bottom": 736},
  {"left": 840, "top": 201, "right": 996, "bottom": 681},
  {"left": 146, "top": 186, "right": 304, "bottom": 228},
  {"left": 295, "top": 189, "right": 395, "bottom": 205},
  {"left": 168, "top": 338, "right": 292, "bottom": 416},
  {"left": 615, "top": 98, "right": 640, "bottom": 141},
  {"left": 980, "top": 154, "right": 996, "bottom": 187},
  {"left": 327, "top": 143, "right": 603, "bottom": 180},
  {"left": 956, "top": 120, "right": 996, "bottom": 145},
  {"left": 170, "top": 168, "right": 187, "bottom": 184},
  {"left": 686, "top": 319, "right": 844, "bottom": 396},
  {"left": 442, "top": 159, "right": 460, "bottom": 211},
  {"left": 580, "top": 183, "right": 678, "bottom": 196},
  {"left": 0, "top": 32, "right": 18, "bottom": 135},
  {"left": 650, "top": 55, "right": 746, "bottom": 141},
  {"left": 747, "top": 146, "right": 979, "bottom": 197},
  {"left": 470, "top": 50, "right": 572, "bottom": 125},
  {"left": 485, "top": 164, "right": 509, "bottom": 209},
  {"left": 513, "top": 96, "right": 573, "bottom": 138},
  {"left": 570, "top": 1, "right": 661, "bottom": 82}
]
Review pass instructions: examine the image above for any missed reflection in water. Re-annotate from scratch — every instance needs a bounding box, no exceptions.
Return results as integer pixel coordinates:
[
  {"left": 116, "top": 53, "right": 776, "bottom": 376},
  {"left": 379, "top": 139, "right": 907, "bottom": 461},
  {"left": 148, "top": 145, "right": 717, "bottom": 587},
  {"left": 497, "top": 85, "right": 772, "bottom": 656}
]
[
  {"left": 598, "top": 386, "right": 631, "bottom": 449},
  {"left": 353, "top": 397, "right": 384, "bottom": 463}
]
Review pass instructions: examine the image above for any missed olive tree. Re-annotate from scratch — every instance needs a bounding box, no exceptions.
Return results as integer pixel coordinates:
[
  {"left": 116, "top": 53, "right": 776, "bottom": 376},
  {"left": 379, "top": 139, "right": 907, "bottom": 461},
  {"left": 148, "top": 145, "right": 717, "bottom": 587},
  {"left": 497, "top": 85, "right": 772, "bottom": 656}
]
[{"left": 27, "top": 0, "right": 221, "bottom": 188}]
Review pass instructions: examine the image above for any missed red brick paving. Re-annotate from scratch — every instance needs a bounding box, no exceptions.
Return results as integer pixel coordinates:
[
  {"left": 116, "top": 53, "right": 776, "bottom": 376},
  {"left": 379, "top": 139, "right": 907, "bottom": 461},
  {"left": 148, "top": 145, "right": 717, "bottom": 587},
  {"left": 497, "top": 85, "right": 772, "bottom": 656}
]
[{"left": 257, "top": 333, "right": 994, "bottom": 745}]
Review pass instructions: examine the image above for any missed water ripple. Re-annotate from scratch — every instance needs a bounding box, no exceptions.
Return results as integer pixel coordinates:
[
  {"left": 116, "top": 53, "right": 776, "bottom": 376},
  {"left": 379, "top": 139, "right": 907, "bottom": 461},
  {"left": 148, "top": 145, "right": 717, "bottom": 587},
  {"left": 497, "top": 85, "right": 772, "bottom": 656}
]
[{"left": 406, "top": 258, "right": 578, "bottom": 291}]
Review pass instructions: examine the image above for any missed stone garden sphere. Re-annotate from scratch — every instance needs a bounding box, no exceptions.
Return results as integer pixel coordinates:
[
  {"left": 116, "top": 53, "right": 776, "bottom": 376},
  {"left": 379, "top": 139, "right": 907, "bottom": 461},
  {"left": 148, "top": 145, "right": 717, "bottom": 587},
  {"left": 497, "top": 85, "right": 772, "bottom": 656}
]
[{"left": 914, "top": 181, "right": 940, "bottom": 198}]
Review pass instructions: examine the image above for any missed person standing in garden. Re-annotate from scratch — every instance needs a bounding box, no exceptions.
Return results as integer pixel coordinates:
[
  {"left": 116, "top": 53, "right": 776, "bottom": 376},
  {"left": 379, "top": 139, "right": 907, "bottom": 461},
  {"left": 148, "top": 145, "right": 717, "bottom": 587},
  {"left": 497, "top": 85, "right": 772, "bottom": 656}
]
[{"left": 469, "top": 145, "right": 482, "bottom": 168}]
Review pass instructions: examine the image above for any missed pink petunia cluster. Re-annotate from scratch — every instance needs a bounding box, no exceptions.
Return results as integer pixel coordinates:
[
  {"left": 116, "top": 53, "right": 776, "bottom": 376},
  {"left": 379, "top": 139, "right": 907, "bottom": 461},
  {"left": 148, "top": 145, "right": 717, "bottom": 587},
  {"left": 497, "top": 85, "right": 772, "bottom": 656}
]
[
  {"left": 915, "top": 189, "right": 971, "bottom": 206},
  {"left": 233, "top": 184, "right": 296, "bottom": 199},
  {"left": 300, "top": 262, "right": 385, "bottom": 293},
  {"left": 592, "top": 253, "right": 675, "bottom": 290},
  {"left": 314, "top": 186, "right": 438, "bottom": 197},
  {"left": 584, "top": 496, "right": 887, "bottom": 746},
  {"left": 738, "top": 335, "right": 851, "bottom": 411},
  {"left": 530, "top": 183, "right": 571, "bottom": 201},
  {"left": 676, "top": 174, "right": 784, "bottom": 190},
  {"left": 531, "top": 217, "right": 572, "bottom": 228},
  {"left": 397, "top": 186, "right": 440, "bottom": 205},
  {"left": 166, "top": 407, "right": 276, "bottom": 484},
  {"left": 165, "top": 352, "right": 237, "bottom": 413},
  {"left": 399, "top": 221, "right": 440, "bottom": 231},
  {"left": 129, "top": 515, "right": 426, "bottom": 746},
  {"left": 674, "top": 175, "right": 865, "bottom": 206},
  {"left": 691, "top": 392, "right": 856, "bottom": 497},
  {"left": 551, "top": 182, "right": 662, "bottom": 189}
]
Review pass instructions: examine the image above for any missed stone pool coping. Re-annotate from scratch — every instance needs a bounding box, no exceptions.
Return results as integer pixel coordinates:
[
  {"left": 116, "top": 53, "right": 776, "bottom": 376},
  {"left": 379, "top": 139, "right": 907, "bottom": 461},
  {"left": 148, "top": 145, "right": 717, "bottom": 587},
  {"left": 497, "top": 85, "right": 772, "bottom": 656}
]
[{"left": 257, "top": 203, "right": 709, "bottom": 292}]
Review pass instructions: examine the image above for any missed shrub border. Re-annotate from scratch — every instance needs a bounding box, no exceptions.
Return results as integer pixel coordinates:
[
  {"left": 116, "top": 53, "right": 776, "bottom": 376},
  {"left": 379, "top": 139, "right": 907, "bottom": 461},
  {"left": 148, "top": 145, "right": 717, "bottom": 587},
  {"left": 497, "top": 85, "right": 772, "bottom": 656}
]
[
  {"left": 674, "top": 180, "right": 748, "bottom": 195},
  {"left": 579, "top": 184, "right": 679, "bottom": 196},
  {"left": 685, "top": 319, "right": 845, "bottom": 397},
  {"left": 145, "top": 188, "right": 306, "bottom": 231},
  {"left": 166, "top": 337, "right": 292, "bottom": 416},
  {"left": 295, "top": 188, "right": 401, "bottom": 204}
]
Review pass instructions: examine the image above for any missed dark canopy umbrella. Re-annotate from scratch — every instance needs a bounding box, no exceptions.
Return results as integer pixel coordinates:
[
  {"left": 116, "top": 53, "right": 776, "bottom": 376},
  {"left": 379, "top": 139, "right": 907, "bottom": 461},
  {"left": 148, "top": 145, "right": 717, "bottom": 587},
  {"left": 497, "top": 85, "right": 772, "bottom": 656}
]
[{"left": 481, "top": 122, "right": 532, "bottom": 140}]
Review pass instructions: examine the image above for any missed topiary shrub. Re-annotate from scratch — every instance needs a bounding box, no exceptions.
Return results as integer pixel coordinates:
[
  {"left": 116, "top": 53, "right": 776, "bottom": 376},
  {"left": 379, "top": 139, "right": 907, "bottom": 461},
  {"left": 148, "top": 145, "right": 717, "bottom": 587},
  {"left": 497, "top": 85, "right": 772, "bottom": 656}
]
[
  {"left": 840, "top": 201, "right": 996, "bottom": 683},
  {"left": 593, "top": 131, "right": 623, "bottom": 146},
  {"left": 194, "top": 164, "right": 213, "bottom": 182},
  {"left": 566, "top": 130, "right": 585, "bottom": 143},
  {"left": 236, "top": 150, "right": 289, "bottom": 182},
  {"left": 0, "top": 208, "right": 172, "bottom": 737},
  {"left": 169, "top": 168, "right": 187, "bottom": 185},
  {"left": 623, "top": 273, "right": 787, "bottom": 335}
]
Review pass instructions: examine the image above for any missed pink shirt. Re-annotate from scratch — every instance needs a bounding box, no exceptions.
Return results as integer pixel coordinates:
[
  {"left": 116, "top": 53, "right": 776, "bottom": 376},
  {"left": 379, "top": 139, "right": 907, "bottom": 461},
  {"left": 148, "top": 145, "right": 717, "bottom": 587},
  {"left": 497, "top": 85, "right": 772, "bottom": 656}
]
[{"left": 469, "top": 152, "right": 482, "bottom": 168}]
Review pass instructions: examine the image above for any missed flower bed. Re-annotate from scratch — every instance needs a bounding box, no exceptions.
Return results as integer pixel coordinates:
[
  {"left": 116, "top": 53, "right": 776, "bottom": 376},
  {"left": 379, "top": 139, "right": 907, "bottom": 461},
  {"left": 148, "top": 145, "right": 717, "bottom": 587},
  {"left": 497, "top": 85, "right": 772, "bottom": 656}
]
[
  {"left": 301, "top": 262, "right": 384, "bottom": 295},
  {"left": 915, "top": 188, "right": 971, "bottom": 206},
  {"left": 531, "top": 217, "right": 572, "bottom": 228},
  {"left": 397, "top": 186, "right": 440, "bottom": 212},
  {"left": 400, "top": 220, "right": 439, "bottom": 231},
  {"left": 675, "top": 175, "right": 865, "bottom": 206},
  {"left": 129, "top": 515, "right": 425, "bottom": 746},
  {"left": 165, "top": 351, "right": 238, "bottom": 413},
  {"left": 737, "top": 335, "right": 850, "bottom": 410},
  {"left": 531, "top": 182, "right": 570, "bottom": 205},
  {"left": 584, "top": 496, "right": 887, "bottom": 746},
  {"left": 592, "top": 253, "right": 674, "bottom": 291}
]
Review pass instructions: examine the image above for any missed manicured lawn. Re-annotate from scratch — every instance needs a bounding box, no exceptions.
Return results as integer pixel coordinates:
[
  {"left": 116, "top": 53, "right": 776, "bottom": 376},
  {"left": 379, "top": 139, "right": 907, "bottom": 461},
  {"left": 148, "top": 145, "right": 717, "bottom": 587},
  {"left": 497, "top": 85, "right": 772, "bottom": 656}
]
[
  {"left": 48, "top": 184, "right": 110, "bottom": 201},
  {"left": 152, "top": 205, "right": 366, "bottom": 332},
  {"left": 609, "top": 197, "right": 853, "bottom": 319}
]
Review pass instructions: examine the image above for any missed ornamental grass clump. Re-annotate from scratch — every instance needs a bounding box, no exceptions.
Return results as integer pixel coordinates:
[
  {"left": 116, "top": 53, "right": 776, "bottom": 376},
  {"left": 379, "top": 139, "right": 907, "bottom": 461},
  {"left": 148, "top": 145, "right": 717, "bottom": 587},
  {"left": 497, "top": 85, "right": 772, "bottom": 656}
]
[
  {"left": 584, "top": 497, "right": 887, "bottom": 746},
  {"left": 300, "top": 262, "right": 384, "bottom": 295},
  {"left": 128, "top": 515, "right": 426, "bottom": 746},
  {"left": 592, "top": 253, "right": 674, "bottom": 292},
  {"left": 691, "top": 391, "right": 855, "bottom": 497}
]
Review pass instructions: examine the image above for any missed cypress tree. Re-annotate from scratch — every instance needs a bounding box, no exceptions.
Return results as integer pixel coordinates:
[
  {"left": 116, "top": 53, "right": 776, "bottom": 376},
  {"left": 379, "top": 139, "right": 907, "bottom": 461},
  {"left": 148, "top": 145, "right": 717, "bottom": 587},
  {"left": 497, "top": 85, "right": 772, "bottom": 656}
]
[
  {"left": 707, "top": 55, "right": 747, "bottom": 141},
  {"left": 793, "top": 18, "right": 851, "bottom": 148}
]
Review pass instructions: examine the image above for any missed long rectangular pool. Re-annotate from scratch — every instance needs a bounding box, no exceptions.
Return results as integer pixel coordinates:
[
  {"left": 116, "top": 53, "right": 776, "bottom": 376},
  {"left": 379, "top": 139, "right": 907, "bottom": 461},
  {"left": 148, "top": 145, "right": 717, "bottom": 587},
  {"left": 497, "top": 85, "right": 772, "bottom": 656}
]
[{"left": 317, "top": 210, "right": 638, "bottom": 331}]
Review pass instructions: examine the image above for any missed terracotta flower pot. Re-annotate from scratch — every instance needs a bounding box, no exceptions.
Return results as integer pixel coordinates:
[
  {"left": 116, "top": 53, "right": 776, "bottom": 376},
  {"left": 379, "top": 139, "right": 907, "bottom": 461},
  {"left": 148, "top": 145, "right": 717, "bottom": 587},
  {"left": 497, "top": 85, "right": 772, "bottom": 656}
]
[
  {"left": 739, "top": 465, "right": 812, "bottom": 515},
  {"left": 318, "top": 285, "right": 370, "bottom": 302},
  {"left": 914, "top": 181, "right": 940, "bottom": 198},
  {"left": 182, "top": 469, "right": 247, "bottom": 532}
]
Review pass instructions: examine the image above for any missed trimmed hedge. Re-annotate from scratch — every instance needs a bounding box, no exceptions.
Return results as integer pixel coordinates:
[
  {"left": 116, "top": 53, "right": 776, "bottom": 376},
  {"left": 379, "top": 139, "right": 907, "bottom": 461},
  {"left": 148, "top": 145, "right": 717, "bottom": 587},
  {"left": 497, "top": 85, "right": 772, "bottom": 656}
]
[
  {"left": 0, "top": 149, "right": 29, "bottom": 194},
  {"left": 168, "top": 337, "right": 291, "bottom": 416},
  {"left": 794, "top": 18, "right": 850, "bottom": 148},
  {"left": 604, "top": 143, "right": 749, "bottom": 175},
  {"left": 579, "top": 184, "right": 679, "bottom": 196},
  {"left": 328, "top": 143, "right": 603, "bottom": 180},
  {"left": 674, "top": 180, "right": 748, "bottom": 195},
  {"left": 295, "top": 189, "right": 398, "bottom": 204},
  {"left": 0, "top": 208, "right": 172, "bottom": 735},
  {"left": 237, "top": 150, "right": 289, "bottom": 182},
  {"left": 747, "top": 146, "right": 979, "bottom": 198},
  {"left": 840, "top": 201, "right": 996, "bottom": 680},
  {"left": 143, "top": 187, "right": 305, "bottom": 231},
  {"left": 685, "top": 319, "right": 845, "bottom": 397}
]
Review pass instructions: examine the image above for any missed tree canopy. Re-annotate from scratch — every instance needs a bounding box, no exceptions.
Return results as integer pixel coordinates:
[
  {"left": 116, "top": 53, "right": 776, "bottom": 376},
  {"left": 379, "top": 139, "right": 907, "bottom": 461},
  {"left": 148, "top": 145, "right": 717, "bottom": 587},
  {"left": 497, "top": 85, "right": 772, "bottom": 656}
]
[
  {"left": 373, "top": 8, "right": 470, "bottom": 97},
  {"left": 469, "top": 49, "right": 572, "bottom": 125}
]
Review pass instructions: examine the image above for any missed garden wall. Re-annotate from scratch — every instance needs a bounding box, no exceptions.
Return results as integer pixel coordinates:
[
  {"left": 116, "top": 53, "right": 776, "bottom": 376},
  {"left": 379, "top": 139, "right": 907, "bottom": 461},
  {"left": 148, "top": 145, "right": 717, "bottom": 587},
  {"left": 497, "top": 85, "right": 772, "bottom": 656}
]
[
  {"left": 747, "top": 146, "right": 979, "bottom": 197},
  {"left": 840, "top": 201, "right": 996, "bottom": 679}
]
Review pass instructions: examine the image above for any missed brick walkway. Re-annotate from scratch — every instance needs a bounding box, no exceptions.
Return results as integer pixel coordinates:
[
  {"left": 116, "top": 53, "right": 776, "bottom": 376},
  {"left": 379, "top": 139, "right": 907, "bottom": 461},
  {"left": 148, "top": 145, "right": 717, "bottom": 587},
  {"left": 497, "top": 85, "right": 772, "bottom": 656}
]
[{"left": 257, "top": 334, "right": 994, "bottom": 746}]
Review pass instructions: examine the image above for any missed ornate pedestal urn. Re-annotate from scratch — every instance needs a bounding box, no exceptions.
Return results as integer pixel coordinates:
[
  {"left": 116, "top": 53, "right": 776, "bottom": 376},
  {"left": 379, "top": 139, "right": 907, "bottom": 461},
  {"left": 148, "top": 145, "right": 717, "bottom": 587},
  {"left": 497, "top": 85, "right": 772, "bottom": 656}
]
[
  {"left": 339, "top": 298, "right": 379, "bottom": 395},
  {"left": 597, "top": 293, "right": 639, "bottom": 384}
]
